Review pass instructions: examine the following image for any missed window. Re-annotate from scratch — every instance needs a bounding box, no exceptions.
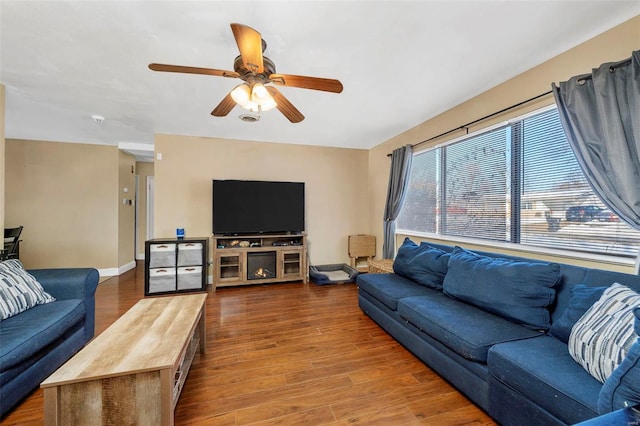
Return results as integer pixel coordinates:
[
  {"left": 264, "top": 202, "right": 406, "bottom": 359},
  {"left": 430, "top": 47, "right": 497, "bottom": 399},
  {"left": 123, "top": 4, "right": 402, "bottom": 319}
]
[
  {"left": 443, "top": 127, "right": 509, "bottom": 241},
  {"left": 397, "top": 107, "right": 640, "bottom": 258}
]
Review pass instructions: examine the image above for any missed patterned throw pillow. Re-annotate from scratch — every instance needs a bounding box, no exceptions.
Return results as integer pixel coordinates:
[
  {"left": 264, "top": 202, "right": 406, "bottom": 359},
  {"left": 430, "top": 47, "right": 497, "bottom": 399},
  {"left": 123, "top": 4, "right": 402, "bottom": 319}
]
[
  {"left": 568, "top": 283, "right": 640, "bottom": 383},
  {"left": 0, "top": 259, "right": 56, "bottom": 320},
  {"left": 598, "top": 307, "right": 640, "bottom": 413}
]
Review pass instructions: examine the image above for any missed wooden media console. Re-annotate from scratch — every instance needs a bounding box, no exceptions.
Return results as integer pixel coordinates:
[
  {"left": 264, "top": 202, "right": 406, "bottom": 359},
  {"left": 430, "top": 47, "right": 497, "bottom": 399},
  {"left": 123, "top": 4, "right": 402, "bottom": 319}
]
[{"left": 212, "top": 233, "right": 307, "bottom": 288}]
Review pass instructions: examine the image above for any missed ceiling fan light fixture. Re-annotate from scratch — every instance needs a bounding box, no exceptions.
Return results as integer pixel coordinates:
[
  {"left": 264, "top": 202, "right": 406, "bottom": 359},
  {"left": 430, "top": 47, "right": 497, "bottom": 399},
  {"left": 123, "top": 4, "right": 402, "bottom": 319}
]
[
  {"left": 250, "top": 82, "right": 276, "bottom": 111},
  {"left": 232, "top": 82, "right": 277, "bottom": 112},
  {"left": 251, "top": 83, "right": 269, "bottom": 100},
  {"left": 244, "top": 100, "right": 276, "bottom": 113},
  {"left": 244, "top": 100, "right": 260, "bottom": 112},
  {"left": 258, "top": 95, "right": 277, "bottom": 111},
  {"left": 230, "top": 84, "right": 251, "bottom": 106}
]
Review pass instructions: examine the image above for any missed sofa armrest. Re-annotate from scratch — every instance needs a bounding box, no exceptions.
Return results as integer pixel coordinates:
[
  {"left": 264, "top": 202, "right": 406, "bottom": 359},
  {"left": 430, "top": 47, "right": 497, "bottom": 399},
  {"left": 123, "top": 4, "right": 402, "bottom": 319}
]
[{"left": 28, "top": 268, "right": 100, "bottom": 340}]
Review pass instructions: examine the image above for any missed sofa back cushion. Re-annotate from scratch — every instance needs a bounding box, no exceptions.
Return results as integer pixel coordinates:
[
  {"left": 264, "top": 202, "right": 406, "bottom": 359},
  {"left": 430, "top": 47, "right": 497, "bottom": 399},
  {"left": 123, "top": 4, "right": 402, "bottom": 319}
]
[
  {"left": 443, "top": 246, "right": 561, "bottom": 330},
  {"left": 393, "top": 238, "right": 450, "bottom": 290},
  {"left": 549, "top": 284, "right": 607, "bottom": 343},
  {"left": 582, "top": 269, "right": 640, "bottom": 293}
]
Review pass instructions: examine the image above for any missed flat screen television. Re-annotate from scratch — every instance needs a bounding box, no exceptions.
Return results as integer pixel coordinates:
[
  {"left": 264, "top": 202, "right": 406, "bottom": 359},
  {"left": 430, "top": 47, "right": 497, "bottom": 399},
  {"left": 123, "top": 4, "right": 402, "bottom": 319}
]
[{"left": 212, "top": 180, "right": 305, "bottom": 235}]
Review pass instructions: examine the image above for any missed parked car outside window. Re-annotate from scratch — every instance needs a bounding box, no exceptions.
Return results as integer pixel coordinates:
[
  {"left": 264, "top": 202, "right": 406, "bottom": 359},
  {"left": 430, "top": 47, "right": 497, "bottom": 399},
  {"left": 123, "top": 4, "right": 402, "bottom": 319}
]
[
  {"left": 595, "top": 209, "right": 620, "bottom": 222},
  {"left": 565, "top": 205, "right": 603, "bottom": 222}
]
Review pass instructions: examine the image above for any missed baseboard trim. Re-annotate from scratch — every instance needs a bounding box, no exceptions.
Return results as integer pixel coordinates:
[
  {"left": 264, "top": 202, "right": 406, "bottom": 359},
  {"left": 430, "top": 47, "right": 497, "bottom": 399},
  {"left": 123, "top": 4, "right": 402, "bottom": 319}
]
[
  {"left": 135, "top": 253, "right": 145, "bottom": 260},
  {"left": 98, "top": 261, "right": 136, "bottom": 278}
]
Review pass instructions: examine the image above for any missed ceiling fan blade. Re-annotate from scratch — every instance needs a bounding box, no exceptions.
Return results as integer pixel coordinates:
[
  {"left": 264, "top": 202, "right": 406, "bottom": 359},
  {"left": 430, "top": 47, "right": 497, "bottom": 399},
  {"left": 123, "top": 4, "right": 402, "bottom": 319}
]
[
  {"left": 230, "top": 23, "right": 264, "bottom": 74},
  {"left": 269, "top": 73, "right": 343, "bottom": 93},
  {"left": 149, "top": 63, "right": 240, "bottom": 79},
  {"left": 211, "top": 93, "right": 236, "bottom": 117},
  {"left": 267, "top": 86, "right": 304, "bottom": 123}
]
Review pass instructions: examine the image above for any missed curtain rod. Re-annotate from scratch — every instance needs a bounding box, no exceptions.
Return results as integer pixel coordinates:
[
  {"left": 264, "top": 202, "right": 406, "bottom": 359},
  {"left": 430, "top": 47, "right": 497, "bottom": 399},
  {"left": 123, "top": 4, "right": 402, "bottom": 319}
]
[
  {"left": 387, "top": 55, "right": 634, "bottom": 157},
  {"left": 387, "top": 90, "right": 552, "bottom": 157},
  {"left": 576, "top": 57, "right": 632, "bottom": 83}
]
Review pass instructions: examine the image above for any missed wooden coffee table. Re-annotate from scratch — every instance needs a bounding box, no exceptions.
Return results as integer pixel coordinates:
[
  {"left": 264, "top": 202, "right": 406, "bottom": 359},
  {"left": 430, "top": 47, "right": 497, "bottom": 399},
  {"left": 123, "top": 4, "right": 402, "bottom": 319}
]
[{"left": 41, "top": 293, "right": 207, "bottom": 426}]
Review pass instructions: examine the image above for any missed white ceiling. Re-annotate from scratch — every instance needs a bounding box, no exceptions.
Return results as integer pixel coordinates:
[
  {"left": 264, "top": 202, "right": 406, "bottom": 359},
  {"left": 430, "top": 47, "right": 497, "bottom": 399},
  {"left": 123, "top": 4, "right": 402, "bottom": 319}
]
[{"left": 1, "top": 1, "right": 638, "bottom": 161}]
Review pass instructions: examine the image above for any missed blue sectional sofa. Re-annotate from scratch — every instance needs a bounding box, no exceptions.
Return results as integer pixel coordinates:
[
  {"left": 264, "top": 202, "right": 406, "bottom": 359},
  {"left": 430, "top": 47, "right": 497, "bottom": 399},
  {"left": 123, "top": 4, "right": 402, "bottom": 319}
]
[
  {"left": 357, "top": 238, "right": 640, "bottom": 425},
  {"left": 0, "top": 267, "right": 99, "bottom": 417}
]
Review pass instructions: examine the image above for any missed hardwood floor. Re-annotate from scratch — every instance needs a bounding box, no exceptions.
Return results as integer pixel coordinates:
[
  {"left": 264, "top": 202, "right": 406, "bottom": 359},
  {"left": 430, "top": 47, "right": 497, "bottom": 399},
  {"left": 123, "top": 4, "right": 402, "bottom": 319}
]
[{"left": 2, "top": 263, "right": 495, "bottom": 425}]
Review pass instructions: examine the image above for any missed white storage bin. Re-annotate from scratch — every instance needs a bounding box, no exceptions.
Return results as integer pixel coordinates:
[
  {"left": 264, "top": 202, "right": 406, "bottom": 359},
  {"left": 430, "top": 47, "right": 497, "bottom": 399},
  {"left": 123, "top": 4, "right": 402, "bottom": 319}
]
[
  {"left": 149, "top": 243, "right": 176, "bottom": 268},
  {"left": 177, "top": 242, "right": 203, "bottom": 266},
  {"left": 149, "top": 267, "right": 176, "bottom": 293},
  {"left": 177, "top": 266, "right": 203, "bottom": 290}
]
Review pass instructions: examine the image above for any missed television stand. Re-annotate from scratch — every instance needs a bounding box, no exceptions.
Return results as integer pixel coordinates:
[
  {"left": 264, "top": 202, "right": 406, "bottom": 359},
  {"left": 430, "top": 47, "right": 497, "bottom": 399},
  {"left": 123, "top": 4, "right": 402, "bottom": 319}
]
[{"left": 212, "top": 234, "right": 307, "bottom": 289}]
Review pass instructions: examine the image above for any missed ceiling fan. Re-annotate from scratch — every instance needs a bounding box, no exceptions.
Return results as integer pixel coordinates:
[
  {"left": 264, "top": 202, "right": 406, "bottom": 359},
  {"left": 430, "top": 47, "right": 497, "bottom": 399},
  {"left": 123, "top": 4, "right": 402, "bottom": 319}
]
[{"left": 149, "top": 23, "right": 343, "bottom": 123}]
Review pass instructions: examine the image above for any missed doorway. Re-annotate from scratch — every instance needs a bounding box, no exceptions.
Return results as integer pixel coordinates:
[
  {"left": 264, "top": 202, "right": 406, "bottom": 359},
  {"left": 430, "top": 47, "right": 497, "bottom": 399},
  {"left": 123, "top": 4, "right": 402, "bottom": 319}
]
[
  {"left": 146, "top": 176, "right": 155, "bottom": 240},
  {"left": 134, "top": 175, "right": 155, "bottom": 260}
]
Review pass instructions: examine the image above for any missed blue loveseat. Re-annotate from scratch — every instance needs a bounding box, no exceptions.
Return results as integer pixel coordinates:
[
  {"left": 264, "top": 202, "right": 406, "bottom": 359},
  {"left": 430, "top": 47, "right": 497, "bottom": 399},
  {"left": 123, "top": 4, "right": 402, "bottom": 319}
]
[
  {"left": 0, "top": 267, "right": 99, "bottom": 417},
  {"left": 357, "top": 238, "right": 640, "bottom": 425}
]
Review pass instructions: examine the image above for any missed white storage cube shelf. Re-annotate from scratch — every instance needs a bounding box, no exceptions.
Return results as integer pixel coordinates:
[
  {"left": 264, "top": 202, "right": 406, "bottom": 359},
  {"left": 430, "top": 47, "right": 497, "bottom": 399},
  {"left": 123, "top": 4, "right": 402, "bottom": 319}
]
[
  {"left": 177, "top": 243, "right": 203, "bottom": 266},
  {"left": 177, "top": 266, "right": 203, "bottom": 290},
  {"left": 149, "top": 268, "right": 176, "bottom": 292},
  {"left": 145, "top": 238, "right": 208, "bottom": 296},
  {"left": 149, "top": 243, "right": 176, "bottom": 268}
]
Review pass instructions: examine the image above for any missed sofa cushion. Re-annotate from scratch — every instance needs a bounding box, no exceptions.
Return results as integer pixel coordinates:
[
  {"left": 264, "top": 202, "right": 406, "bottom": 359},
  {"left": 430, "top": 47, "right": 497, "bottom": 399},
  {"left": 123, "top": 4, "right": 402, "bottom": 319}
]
[
  {"left": 392, "top": 238, "right": 450, "bottom": 290},
  {"left": 442, "top": 246, "right": 560, "bottom": 330},
  {"left": 0, "top": 259, "right": 56, "bottom": 320},
  {"left": 0, "top": 299, "right": 85, "bottom": 374},
  {"left": 569, "top": 283, "right": 640, "bottom": 383},
  {"left": 356, "top": 273, "right": 437, "bottom": 311},
  {"left": 488, "top": 335, "right": 602, "bottom": 423},
  {"left": 598, "top": 307, "right": 640, "bottom": 413},
  {"left": 549, "top": 284, "right": 606, "bottom": 343},
  {"left": 398, "top": 295, "right": 541, "bottom": 362}
]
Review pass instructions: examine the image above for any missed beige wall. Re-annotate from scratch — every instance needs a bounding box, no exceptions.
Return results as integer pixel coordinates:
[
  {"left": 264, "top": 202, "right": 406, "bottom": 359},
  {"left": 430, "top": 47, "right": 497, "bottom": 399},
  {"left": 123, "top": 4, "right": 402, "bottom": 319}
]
[
  {"left": 0, "top": 85, "right": 5, "bottom": 229},
  {"left": 368, "top": 16, "right": 640, "bottom": 272},
  {"left": 154, "top": 134, "right": 369, "bottom": 266},
  {"left": 135, "top": 162, "right": 154, "bottom": 257},
  {"left": 118, "top": 151, "right": 136, "bottom": 267},
  {"left": 5, "top": 139, "right": 120, "bottom": 270}
]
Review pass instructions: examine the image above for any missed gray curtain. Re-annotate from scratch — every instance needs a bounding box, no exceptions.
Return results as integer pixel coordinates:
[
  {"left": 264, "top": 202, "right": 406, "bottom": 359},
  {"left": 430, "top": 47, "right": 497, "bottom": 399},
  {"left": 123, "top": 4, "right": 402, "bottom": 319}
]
[
  {"left": 552, "top": 50, "right": 640, "bottom": 272},
  {"left": 383, "top": 144, "right": 413, "bottom": 259}
]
